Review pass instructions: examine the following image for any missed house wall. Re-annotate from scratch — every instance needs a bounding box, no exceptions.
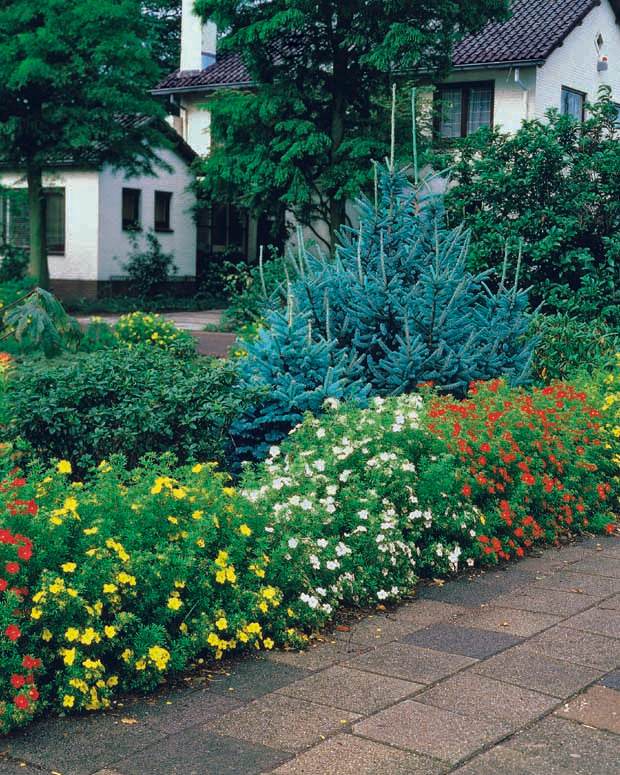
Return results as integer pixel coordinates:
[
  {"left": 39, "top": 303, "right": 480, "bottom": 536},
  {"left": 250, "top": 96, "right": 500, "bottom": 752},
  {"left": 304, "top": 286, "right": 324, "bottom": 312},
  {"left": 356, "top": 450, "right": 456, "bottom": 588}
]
[
  {"left": 439, "top": 66, "right": 537, "bottom": 132},
  {"left": 534, "top": 0, "right": 620, "bottom": 117},
  {"left": 97, "top": 147, "right": 198, "bottom": 281},
  {"left": 180, "top": 94, "right": 212, "bottom": 156},
  {"left": 0, "top": 168, "right": 100, "bottom": 281}
]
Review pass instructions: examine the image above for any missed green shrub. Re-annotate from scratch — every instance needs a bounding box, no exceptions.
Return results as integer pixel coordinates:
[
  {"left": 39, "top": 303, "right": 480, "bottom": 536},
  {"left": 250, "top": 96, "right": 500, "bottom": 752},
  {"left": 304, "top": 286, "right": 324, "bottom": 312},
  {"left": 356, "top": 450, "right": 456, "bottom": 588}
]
[
  {"left": 0, "top": 245, "right": 29, "bottom": 283},
  {"left": 532, "top": 314, "right": 620, "bottom": 383},
  {"left": 113, "top": 311, "right": 196, "bottom": 355},
  {"left": 0, "top": 278, "right": 36, "bottom": 310},
  {"left": 122, "top": 231, "right": 177, "bottom": 297},
  {"left": 222, "top": 255, "right": 288, "bottom": 330},
  {"left": 6, "top": 348, "right": 248, "bottom": 472}
]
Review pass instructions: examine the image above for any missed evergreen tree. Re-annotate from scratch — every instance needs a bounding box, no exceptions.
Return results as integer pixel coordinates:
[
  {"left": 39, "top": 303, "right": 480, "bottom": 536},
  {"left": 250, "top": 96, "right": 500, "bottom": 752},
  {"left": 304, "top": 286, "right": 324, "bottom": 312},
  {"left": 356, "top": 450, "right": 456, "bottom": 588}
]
[
  {"left": 0, "top": 0, "right": 166, "bottom": 286},
  {"left": 194, "top": 0, "right": 509, "bottom": 249},
  {"left": 233, "top": 164, "right": 535, "bottom": 459}
]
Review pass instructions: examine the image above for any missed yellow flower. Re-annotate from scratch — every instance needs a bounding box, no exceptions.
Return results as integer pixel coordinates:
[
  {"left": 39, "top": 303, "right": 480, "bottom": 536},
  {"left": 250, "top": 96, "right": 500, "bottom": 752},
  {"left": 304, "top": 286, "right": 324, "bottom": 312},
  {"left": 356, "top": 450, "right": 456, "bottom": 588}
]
[
  {"left": 262, "top": 586, "right": 277, "bottom": 600},
  {"left": 250, "top": 564, "right": 266, "bottom": 578},
  {"left": 215, "top": 617, "right": 228, "bottom": 631},
  {"left": 174, "top": 580, "right": 186, "bottom": 589},
  {"left": 215, "top": 569, "right": 226, "bottom": 584},
  {"left": 148, "top": 645, "right": 170, "bottom": 671},
  {"left": 135, "top": 659, "right": 146, "bottom": 671},
  {"left": 57, "top": 460, "right": 72, "bottom": 474},
  {"left": 62, "top": 648, "right": 76, "bottom": 666},
  {"left": 226, "top": 566, "right": 237, "bottom": 583},
  {"left": 65, "top": 627, "right": 80, "bottom": 642},
  {"left": 237, "top": 631, "right": 249, "bottom": 643},
  {"left": 196, "top": 537, "right": 205, "bottom": 548},
  {"left": 104, "top": 625, "right": 117, "bottom": 638},
  {"left": 121, "top": 648, "right": 133, "bottom": 662},
  {"left": 215, "top": 550, "right": 228, "bottom": 568},
  {"left": 172, "top": 487, "right": 187, "bottom": 500},
  {"left": 80, "top": 627, "right": 100, "bottom": 645},
  {"left": 167, "top": 516, "right": 179, "bottom": 525},
  {"left": 179, "top": 622, "right": 188, "bottom": 634},
  {"left": 63, "top": 694, "right": 75, "bottom": 708},
  {"left": 117, "top": 572, "right": 136, "bottom": 586},
  {"left": 64, "top": 496, "right": 78, "bottom": 512},
  {"left": 191, "top": 510, "right": 203, "bottom": 520},
  {"left": 259, "top": 601, "right": 269, "bottom": 613},
  {"left": 263, "top": 638, "right": 274, "bottom": 650},
  {"left": 61, "top": 562, "right": 77, "bottom": 573},
  {"left": 31, "top": 607, "right": 42, "bottom": 620},
  {"left": 239, "top": 524, "right": 252, "bottom": 537},
  {"left": 246, "top": 622, "right": 261, "bottom": 634},
  {"left": 192, "top": 463, "right": 203, "bottom": 473},
  {"left": 207, "top": 632, "right": 221, "bottom": 647},
  {"left": 42, "top": 629, "right": 53, "bottom": 642},
  {"left": 103, "top": 583, "right": 118, "bottom": 594},
  {"left": 82, "top": 658, "right": 103, "bottom": 670},
  {"left": 167, "top": 597, "right": 183, "bottom": 611},
  {"left": 107, "top": 676, "right": 119, "bottom": 688}
]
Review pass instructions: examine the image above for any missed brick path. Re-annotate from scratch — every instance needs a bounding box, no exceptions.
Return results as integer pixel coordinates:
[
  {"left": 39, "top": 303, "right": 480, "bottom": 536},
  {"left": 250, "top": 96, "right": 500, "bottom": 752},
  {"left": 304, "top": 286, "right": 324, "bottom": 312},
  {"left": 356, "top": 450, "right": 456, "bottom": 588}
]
[{"left": 2, "top": 535, "right": 618, "bottom": 775}]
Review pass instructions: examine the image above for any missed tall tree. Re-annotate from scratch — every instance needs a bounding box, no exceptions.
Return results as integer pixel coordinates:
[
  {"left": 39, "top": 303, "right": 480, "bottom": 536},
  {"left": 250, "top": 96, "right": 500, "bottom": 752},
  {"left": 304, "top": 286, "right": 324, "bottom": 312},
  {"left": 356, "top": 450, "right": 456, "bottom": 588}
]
[
  {"left": 0, "top": 0, "right": 167, "bottom": 287},
  {"left": 143, "top": 0, "right": 182, "bottom": 76},
  {"left": 194, "top": 0, "right": 509, "bottom": 250}
]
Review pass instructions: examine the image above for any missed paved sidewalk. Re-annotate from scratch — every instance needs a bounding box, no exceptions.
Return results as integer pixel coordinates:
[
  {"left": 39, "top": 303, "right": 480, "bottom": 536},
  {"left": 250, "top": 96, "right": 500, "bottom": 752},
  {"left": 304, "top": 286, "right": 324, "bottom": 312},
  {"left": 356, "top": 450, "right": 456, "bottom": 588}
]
[{"left": 2, "top": 535, "right": 618, "bottom": 775}]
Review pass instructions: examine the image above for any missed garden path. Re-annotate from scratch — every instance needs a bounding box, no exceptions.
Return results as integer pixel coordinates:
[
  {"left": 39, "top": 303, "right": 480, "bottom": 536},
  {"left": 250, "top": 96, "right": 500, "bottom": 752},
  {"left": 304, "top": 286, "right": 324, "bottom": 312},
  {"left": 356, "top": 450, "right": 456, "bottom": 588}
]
[{"left": 2, "top": 534, "right": 618, "bottom": 775}]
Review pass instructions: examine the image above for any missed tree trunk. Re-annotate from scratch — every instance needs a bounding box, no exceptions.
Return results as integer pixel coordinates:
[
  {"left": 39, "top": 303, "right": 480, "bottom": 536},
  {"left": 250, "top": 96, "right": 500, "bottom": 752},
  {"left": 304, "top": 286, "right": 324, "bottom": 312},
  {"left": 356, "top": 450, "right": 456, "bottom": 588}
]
[{"left": 26, "top": 162, "right": 49, "bottom": 289}]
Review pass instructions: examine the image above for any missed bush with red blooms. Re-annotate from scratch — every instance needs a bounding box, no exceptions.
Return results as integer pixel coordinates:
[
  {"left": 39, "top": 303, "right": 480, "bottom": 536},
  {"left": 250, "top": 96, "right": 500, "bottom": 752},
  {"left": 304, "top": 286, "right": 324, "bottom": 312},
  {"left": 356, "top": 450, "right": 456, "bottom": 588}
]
[
  {"left": 0, "top": 474, "right": 42, "bottom": 734},
  {"left": 426, "top": 379, "right": 617, "bottom": 564}
]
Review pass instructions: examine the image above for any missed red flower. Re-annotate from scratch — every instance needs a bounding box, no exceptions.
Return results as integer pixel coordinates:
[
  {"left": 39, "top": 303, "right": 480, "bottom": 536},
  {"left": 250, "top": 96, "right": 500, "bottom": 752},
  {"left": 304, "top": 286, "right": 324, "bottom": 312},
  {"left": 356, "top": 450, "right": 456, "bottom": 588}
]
[
  {"left": 461, "top": 484, "right": 472, "bottom": 498},
  {"left": 5, "top": 624, "right": 21, "bottom": 641},
  {"left": 17, "top": 544, "right": 32, "bottom": 561},
  {"left": 13, "top": 694, "right": 29, "bottom": 710},
  {"left": 604, "top": 523, "right": 616, "bottom": 535},
  {"left": 521, "top": 473, "right": 536, "bottom": 486},
  {"left": 0, "top": 578, "right": 7, "bottom": 592},
  {"left": 28, "top": 687, "right": 39, "bottom": 701},
  {"left": 5, "top": 562, "right": 20, "bottom": 575},
  {"left": 10, "top": 674, "right": 25, "bottom": 689},
  {"left": 22, "top": 655, "right": 41, "bottom": 670}
]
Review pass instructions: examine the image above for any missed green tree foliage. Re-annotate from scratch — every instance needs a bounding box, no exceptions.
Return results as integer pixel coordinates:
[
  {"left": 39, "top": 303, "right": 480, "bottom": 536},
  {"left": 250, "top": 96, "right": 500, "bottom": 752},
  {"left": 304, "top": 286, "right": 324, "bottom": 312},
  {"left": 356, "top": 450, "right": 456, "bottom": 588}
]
[
  {"left": 445, "top": 88, "right": 620, "bottom": 323},
  {"left": 143, "top": 0, "right": 182, "bottom": 76},
  {"left": 0, "top": 0, "right": 167, "bottom": 286},
  {"left": 231, "top": 165, "right": 535, "bottom": 460},
  {"left": 194, "top": 0, "right": 509, "bottom": 249}
]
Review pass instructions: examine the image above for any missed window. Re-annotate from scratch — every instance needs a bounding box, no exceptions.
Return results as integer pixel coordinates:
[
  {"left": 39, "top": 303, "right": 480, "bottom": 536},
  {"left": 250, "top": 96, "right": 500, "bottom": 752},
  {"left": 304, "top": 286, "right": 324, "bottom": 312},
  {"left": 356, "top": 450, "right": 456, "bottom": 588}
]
[
  {"left": 122, "top": 188, "right": 141, "bottom": 230},
  {"left": 154, "top": 191, "right": 173, "bottom": 232},
  {"left": 436, "top": 82, "right": 494, "bottom": 139},
  {"left": 0, "top": 188, "right": 65, "bottom": 254},
  {"left": 561, "top": 87, "right": 585, "bottom": 121},
  {"left": 210, "top": 204, "right": 247, "bottom": 252},
  {"left": 46, "top": 189, "right": 66, "bottom": 254}
]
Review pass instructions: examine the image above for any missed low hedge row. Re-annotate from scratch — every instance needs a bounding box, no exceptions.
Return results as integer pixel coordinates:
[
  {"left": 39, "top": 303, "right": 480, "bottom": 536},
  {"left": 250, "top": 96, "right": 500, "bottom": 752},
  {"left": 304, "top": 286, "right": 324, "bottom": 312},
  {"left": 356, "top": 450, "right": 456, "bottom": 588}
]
[{"left": 0, "top": 377, "right": 617, "bottom": 731}]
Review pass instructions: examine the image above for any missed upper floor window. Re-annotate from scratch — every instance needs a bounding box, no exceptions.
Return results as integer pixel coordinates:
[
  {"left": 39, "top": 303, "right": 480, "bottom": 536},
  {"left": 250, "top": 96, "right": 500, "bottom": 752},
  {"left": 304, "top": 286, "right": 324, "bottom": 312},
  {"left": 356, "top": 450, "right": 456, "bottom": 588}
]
[
  {"left": 122, "top": 188, "right": 141, "bottom": 231},
  {"left": 561, "top": 87, "right": 586, "bottom": 121},
  {"left": 436, "top": 81, "right": 494, "bottom": 139},
  {"left": 154, "top": 191, "right": 173, "bottom": 232}
]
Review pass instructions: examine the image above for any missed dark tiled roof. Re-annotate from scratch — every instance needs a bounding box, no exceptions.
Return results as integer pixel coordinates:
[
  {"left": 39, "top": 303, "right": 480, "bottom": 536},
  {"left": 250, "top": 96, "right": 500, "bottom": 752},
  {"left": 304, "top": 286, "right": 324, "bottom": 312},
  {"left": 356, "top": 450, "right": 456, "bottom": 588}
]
[
  {"left": 454, "top": 0, "right": 614, "bottom": 66},
  {"left": 153, "top": 52, "right": 251, "bottom": 93},
  {"left": 154, "top": 0, "right": 619, "bottom": 93}
]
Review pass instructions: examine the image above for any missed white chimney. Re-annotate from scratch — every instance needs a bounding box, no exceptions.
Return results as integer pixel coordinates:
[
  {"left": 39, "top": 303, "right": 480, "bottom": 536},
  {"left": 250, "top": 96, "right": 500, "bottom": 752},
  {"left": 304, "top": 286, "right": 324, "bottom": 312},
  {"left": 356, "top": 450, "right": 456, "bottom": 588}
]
[{"left": 180, "top": 0, "right": 217, "bottom": 71}]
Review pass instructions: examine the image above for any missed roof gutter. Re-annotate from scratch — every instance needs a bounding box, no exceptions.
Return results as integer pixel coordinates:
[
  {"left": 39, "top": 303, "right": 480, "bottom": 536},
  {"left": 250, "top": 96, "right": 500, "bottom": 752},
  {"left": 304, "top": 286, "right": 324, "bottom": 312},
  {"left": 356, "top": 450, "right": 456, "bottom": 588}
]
[
  {"left": 152, "top": 81, "right": 254, "bottom": 96},
  {"left": 451, "top": 59, "right": 545, "bottom": 71}
]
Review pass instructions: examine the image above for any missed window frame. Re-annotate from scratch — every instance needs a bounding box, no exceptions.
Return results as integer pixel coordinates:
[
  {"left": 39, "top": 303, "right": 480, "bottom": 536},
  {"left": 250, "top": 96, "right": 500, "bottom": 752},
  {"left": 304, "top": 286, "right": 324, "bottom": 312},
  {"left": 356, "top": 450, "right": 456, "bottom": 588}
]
[
  {"left": 560, "top": 86, "right": 586, "bottom": 121},
  {"left": 435, "top": 80, "right": 495, "bottom": 140},
  {"left": 122, "top": 187, "right": 142, "bottom": 231},
  {"left": 45, "top": 187, "right": 66, "bottom": 255},
  {"left": 154, "top": 191, "right": 173, "bottom": 232}
]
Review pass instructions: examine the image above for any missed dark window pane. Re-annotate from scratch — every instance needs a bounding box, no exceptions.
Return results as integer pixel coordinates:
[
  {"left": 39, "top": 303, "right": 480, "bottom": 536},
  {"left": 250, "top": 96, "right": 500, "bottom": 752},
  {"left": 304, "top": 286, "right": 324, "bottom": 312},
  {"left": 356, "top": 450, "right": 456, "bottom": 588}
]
[
  {"left": 154, "top": 191, "right": 172, "bottom": 231},
  {"left": 561, "top": 87, "right": 584, "bottom": 120},
  {"left": 46, "top": 189, "right": 65, "bottom": 254},
  {"left": 467, "top": 84, "right": 493, "bottom": 133},
  {"left": 439, "top": 87, "right": 463, "bottom": 138},
  {"left": 6, "top": 190, "right": 30, "bottom": 249},
  {"left": 122, "top": 188, "right": 141, "bottom": 230},
  {"left": 211, "top": 204, "right": 228, "bottom": 246}
]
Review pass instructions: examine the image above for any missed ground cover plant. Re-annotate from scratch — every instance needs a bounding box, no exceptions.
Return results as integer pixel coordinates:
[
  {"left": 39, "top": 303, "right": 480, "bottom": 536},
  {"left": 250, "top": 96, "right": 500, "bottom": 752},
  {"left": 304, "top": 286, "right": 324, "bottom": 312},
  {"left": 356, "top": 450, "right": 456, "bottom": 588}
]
[{"left": 232, "top": 164, "right": 535, "bottom": 460}]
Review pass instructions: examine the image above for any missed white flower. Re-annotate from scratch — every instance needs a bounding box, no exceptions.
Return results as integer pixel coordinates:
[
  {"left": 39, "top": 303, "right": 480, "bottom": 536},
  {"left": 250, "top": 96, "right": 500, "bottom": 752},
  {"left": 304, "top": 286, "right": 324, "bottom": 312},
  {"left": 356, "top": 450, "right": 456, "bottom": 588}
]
[
  {"left": 326, "top": 559, "right": 340, "bottom": 571},
  {"left": 323, "top": 397, "right": 341, "bottom": 410},
  {"left": 322, "top": 603, "right": 333, "bottom": 614},
  {"left": 288, "top": 538, "right": 299, "bottom": 549},
  {"left": 313, "top": 460, "right": 326, "bottom": 472},
  {"left": 358, "top": 510, "right": 369, "bottom": 520},
  {"left": 436, "top": 544, "right": 444, "bottom": 557},
  {"left": 300, "top": 499, "right": 313, "bottom": 511},
  {"left": 377, "top": 589, "right": 388, "bottom": 600},
  {"left": 272, "top": 478, "right": 285, "bottom": 491},
  {"left": 316, "top": 586, "right": 327, "bottom": 597},
  {"left": 265, "top": 526, "right": 274, "bottom": 533},
  {"left": 309, "top": 554, "right": 321, "bottom": 569},
  {"left": 269, "top": 446, "right": 281, "bottom": 458},
  {"left": 335, "top": 542, "right": 350, "bottom": 557},
  {"left": 306, "top": 595, "right": 319, "bottom": 609},
  {"left": 448, "top": 545, "right": 462, "bottom": 569},
  {"left": 326, "top": 504, "right": 336, "bottom": 514},
  {"left": 317, "top": 538, "right": 328, "bottom": 549},
  {"left": 326, "top": 485, "right": 338, "bottom": 496},
  {"left": 316, "top": 428, "right": 326, "bottom": 439},
  {"left": 466, "top": 558, "right": 475, "bottom": 567}
]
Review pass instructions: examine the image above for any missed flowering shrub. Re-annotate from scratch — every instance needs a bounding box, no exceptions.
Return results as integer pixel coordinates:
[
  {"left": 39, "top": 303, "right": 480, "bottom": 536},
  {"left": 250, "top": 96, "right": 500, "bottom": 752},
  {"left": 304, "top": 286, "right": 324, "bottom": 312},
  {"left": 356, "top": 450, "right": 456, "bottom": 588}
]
[
  {"left": 114, "top": 312, "right": 196, "bottom": 355},
  {"left": 0, "top": 476, "right": 42, "bottom": 733},
  {"left": 600, "top": 354, "right": 620, "bottom": 471},
  {"left": 1, "top": 458, "right": 307, "bottom": 716}
]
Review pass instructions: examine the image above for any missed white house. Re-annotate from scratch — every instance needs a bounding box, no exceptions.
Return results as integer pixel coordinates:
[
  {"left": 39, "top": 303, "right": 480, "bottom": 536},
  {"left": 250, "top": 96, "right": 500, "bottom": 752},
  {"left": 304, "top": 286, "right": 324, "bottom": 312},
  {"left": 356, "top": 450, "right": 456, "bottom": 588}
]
[{"left": 0, "top": 122, "right": 198, "bottom": 300}]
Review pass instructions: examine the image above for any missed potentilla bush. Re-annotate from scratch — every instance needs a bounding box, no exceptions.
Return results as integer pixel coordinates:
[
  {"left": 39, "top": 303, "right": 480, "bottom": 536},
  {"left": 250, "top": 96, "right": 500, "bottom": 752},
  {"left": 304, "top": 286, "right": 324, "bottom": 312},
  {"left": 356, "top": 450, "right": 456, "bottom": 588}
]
[
  {"left": 0, "top": 476, "right": 42, "bottom": 733},
  {"left": 7, "top": 348, "right": 249, "bottom": 472},
  {"left": 599, "top": 353, "right": 620, "bottom": 471},
  {"left": 114, "top": 311, "right": 196, "bottom": 355},
  {"left": 1, "top": 457, "right": 309, "bottom": 717}
]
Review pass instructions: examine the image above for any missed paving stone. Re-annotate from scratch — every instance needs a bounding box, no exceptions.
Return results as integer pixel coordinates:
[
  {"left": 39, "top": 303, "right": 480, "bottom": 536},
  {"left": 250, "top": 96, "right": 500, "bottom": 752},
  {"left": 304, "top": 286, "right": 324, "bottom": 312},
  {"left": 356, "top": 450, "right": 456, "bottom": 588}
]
[
  {"left": 111, "top": 728, "right": 291, "bottom": 775},
  {"left": 450, "top": 746, "right": 578, "bottom": 775},
  {"left": 0, "top": 755, "right": 42, "bottom": 775},
  {"left": 598, "top": 593, "right": 620, "bottom": 610},
  {"left": 416, "top": 579, "right": 502, "bottom": 607},
  {"left": 5, "top": 713, "right": 166, "bottom": 775},
  {"left": 454, "top": 605, "right": 561, "bottom": 637},
  {"left": 599, "top": 670, "right": 620, "bottom": 690},
  {"left": 403, "top": 623, "right": 522, "bottom": 658},
  {"left": 352, "top": 699, "right": 512, "bottom": 764},
  {"left": 555, "top": 685, "right": 620, "bottom": 734},
  {"left": 532, "top": 570, "right": 620, "bottom": 597},
  {"left": 592, "top": 537, "right": 620, "bottom": 558},
  {"left": 472, "top": 567, "right": 538, "bottom": 593},
  {"left": 569, "top": 557, "right": 620, "bottom": 579},
  {"left": 561, "top": 606, "right": 620, "bottom": 638},
  {"left": 266, "top": 639, "right": 370, "bottom": 671},
  {"left": 504, "top": 715, "right": 620, "bottom": 775},
  {"left": 522, "top": 625, "right": 620, "bottom": 671},
  {"left": 206, "top": 657, "right": 312, "bottom": 701},
  {"left": 343, "top": 641, "right": 476, "bottom": 683},
  {"left": 269, "top": 733, "right": 448, "bottom": 775},
  {"left": 415, "top": 672, "right": 557, "bottom": 724},
  {"left": 204, "top": 693, "right": 360, "bottom": 752},
  {"left": 332, "top": 614, "right": 421, "bottom": 645},
  {"left": 491, "top": 586, "right": 598, "bottom": 616},
  {"left": 471, "top": 645, "right": 604, "bottom": 698},
  {"left": 517, "top": 555, "right": 577, "bottom": 573},
  {"left": 389, "top": 599, "right": 467, "bottom": 628},
  {"left": 275, "top": 665, "right": 421, "bottom": 713},
  {"left": 117, "top": 688, "right": 242, "bottom": 734}
]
